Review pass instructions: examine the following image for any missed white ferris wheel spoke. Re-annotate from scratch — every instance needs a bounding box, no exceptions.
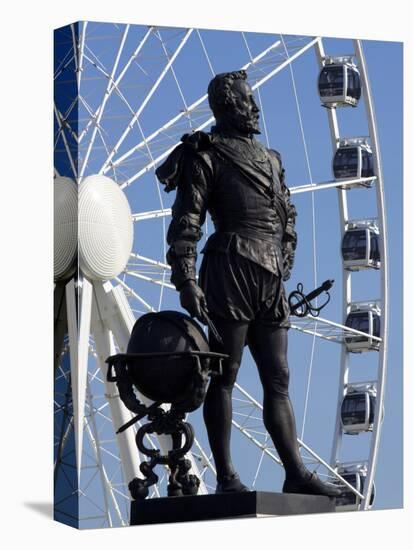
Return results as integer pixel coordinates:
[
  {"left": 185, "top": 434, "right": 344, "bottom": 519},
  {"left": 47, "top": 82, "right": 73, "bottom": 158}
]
[
  {"left": 251, "top": 433, "right": 270, "bottom": 488},
  {"left": 82, "top": 52, "right": 111, "bottom": 79},
  {"left": 132, "top": 208, "right": 172, "bottom": 221},
  {"left": 192, "top": 438, "right": 217, "bottom": 475},
  {"left": 130, "top": 115, "right": 169, "bottom": 310},
  {"left": 156, "top": 29, "right": 193, "bottom": 128},
  {"left": 196, "top": 29, "right": 215, "bottom": 76},
  {"left": 84, "top": 382, "right": 123, "bottom": 527},
  {"left": 290, "top": 314, "right": 382, "bottom": 345},
  {"left": 99, "top": 28, "right": 194, "bottom": 175},
  {"left": 114, "top": 277, "right": 155, "bottom": 312},
  {"left": 79, "top": 25, "right": 130, "bottom": 181},
  {"left": 290, "top": 176, "right": 377, "bottom": 195},
  {"left": 125, "top": 270, "right": 175, "bottom": 290},
  {"left": 57, "top": 98, "right": 79, "bottom": 144},
  {"left": 71, "top": 24, "right": 79, "bottom": 86},
  {"left": 78, "top": 94, "right": 115, "bottom": 172},
  {"left": 77, "top": 22, "right": 88, "bottom": 93},
  {"left": 54, "top": 52, "right": 75, "bottom": 81},
  {"left": 129, "top": 252, "right": 171, "bottom": 271},
  {"left": 250, "top": 36, "right": 320, "bottom": 90},
  {"left": 78, "top": 26, "right": 154, "bottom": 144},
  {"left": 54, "top": 103, "right": 78, "bottom": 178}
]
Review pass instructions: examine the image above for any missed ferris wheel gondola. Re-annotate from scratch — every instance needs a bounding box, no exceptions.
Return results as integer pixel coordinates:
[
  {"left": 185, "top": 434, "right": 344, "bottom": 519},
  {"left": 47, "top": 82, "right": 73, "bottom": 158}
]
[
  {"left": 318, "top": 56, "right": 362, "bottom": 108},
  {"left": 333, "top": 138, "right": 374, "bottom": 182},
  {"left": 340, "top": 383, "right": 377, "bottom": 434},
  {"left": 334, "top": 464, "right": 376, "bottom": 511},
  {"left": 341, "top": 219, "right": 381, "bottom": 271},
  {"left": 344, "top": 301, "right": 381, "bottom": 352}
]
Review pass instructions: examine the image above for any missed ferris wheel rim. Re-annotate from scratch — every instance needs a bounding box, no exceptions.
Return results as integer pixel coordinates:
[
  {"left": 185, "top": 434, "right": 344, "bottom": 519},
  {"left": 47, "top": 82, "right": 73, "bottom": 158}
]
[{"left": 314, "top": 36, "right": 388, "bottom": 511}]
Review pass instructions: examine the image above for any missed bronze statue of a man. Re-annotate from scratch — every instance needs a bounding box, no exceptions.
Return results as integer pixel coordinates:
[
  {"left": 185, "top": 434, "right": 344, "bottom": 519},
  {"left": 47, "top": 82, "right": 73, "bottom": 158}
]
[{"left": 156, "top": 70, "right": 341, "bottom": 497}]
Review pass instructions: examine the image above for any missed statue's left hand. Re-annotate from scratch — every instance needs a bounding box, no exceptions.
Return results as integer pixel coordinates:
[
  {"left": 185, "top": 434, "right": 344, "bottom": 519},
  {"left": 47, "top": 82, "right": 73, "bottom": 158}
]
[{"left": 179, "top": 280, "right": 208, "bottom": 322}]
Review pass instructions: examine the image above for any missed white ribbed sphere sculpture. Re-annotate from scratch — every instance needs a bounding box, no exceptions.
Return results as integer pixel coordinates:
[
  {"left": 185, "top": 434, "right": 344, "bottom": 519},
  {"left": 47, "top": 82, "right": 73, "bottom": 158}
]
[
  {"left": 54, "top": 176, "right": 78, "bottom": 281},
  {"left": 79, "top": 175, "right": 134, "bottom": 281}
]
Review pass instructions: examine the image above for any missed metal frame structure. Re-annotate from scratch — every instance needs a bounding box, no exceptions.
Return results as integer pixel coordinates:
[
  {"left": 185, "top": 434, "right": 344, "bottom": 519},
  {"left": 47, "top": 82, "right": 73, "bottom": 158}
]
[{"left": 54, "top": 23, "right": 389, "bottom": 526}]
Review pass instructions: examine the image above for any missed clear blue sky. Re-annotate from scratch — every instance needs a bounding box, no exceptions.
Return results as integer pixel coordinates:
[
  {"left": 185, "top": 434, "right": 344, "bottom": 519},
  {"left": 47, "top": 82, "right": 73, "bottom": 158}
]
[{"left": 55, "top": 22, "right": 403, "bottom": 525}]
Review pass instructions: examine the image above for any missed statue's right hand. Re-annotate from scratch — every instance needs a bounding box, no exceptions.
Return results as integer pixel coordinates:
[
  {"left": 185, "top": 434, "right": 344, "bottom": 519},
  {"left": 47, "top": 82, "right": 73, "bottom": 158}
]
[{"left": 179, "top": 280, "right": 208, "bottom": 322}]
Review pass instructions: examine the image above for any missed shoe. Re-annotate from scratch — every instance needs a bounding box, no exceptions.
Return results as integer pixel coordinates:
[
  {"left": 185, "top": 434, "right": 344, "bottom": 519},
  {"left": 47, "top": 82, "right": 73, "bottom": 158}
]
[
  {"left": 282, "top": 471, "right": 342, "bottom": 497},
  {"left": 215, "top": 472, "right": 249, "bottom": 494}
]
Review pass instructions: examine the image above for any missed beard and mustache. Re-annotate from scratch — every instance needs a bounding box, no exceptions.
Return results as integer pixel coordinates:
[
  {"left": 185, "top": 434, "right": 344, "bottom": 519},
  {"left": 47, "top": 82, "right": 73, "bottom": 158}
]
[{"left": 218, "top": 103, "right": 261, "bottom": 135}]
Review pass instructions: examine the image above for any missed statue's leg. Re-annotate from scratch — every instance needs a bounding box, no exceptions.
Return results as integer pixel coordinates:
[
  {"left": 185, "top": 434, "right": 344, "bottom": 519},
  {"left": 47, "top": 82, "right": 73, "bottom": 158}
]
[
  {"left": 247, "top": 324, "right": 307, "bottom": 480},
  {"left": 203, "top": 318, "right": 249, "bottom": 480},
  {"left": 248, "top": 324, "right": 343, "bottom": 496}
]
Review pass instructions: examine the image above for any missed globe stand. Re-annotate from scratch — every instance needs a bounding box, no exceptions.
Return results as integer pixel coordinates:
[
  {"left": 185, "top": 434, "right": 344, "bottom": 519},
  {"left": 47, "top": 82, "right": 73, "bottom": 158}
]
[
  {"left": 106, "top": 347, "right": 227, "bottom": 502},
  {"left": 129, "top": 406, "right": 200, "bottom": 499}
]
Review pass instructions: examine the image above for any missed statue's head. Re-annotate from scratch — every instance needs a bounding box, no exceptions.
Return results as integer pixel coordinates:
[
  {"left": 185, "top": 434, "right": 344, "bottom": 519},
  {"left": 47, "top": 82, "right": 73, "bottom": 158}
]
[{"left": 207, "top": 70, "right": 260, "bottom": 135}]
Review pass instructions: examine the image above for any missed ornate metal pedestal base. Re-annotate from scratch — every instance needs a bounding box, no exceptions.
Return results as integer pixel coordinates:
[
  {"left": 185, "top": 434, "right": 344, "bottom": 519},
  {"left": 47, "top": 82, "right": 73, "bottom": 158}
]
[
  {"left": 130, "top": 491, "right": 336, "bottom": 525},
  {"left": 128, "top": 406, "right": 200, "bottom": 500}
]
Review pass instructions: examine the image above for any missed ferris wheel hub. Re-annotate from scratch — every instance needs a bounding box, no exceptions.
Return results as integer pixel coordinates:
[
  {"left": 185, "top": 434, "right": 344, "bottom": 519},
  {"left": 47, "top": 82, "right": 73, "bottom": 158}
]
[
  {"left": 54, "top": 176, "right": 78, "bottom": 281},
  {"left": 78, "top": 174, "right": 134, "bottom": 281}
]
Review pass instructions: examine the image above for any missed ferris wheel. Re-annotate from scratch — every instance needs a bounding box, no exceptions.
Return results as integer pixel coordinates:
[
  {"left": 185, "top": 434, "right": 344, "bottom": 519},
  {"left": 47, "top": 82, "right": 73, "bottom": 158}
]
[{"left": 53, "top": 22, "right": 388, "bottom": 528}]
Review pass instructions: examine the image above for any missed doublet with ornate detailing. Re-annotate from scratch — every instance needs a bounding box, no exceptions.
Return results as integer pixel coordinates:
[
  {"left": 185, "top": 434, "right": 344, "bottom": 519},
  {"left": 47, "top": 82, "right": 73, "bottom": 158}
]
[{"left": 155, "top": 129, "right": 297, "bottom": 294}]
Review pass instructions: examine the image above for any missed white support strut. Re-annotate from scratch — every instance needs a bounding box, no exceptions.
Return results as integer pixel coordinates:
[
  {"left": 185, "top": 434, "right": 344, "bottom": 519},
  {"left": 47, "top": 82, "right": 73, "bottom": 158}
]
[
  {"left": 91, "top": 306, "right": 144, "bottom": 489},
  {"left": 76, "top": 277, "right": 93, "bottom": 479}
]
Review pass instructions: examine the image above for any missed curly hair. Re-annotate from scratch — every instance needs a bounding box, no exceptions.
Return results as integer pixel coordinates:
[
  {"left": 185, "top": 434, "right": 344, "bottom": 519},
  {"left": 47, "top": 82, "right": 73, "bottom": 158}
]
[{"left": 207, "top": 70, "right": 248, "bottom": 118}]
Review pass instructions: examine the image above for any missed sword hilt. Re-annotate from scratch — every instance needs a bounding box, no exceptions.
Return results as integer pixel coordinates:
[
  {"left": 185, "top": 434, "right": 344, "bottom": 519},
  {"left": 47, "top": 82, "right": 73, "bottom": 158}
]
[{"left": 289, "top": 279, "right": 334, "bottom": 317}]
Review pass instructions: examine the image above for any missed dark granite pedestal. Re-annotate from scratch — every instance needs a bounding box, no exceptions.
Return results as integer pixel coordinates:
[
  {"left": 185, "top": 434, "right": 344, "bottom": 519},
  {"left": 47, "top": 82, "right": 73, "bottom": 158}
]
[{"left": 130, "top": 491, "right": 336, "bottom": 526}]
